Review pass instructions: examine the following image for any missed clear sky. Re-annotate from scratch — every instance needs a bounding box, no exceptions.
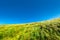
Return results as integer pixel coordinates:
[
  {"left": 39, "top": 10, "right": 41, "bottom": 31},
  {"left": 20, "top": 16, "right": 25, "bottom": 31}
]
[{"left": 0, "top": 0, "right": 60, "bottom": 24}]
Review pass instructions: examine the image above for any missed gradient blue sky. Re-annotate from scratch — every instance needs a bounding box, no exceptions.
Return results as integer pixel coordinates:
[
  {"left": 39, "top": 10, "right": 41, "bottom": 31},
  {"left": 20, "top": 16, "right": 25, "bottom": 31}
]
[{"left": 0, "top": 0, "right": 60, "bottom": 24}]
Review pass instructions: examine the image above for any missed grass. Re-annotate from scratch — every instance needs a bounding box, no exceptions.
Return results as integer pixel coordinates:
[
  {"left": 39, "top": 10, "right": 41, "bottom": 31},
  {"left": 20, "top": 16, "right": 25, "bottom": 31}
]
[{"left": 0, "top": 18, "right": 60, "bottom": 40}]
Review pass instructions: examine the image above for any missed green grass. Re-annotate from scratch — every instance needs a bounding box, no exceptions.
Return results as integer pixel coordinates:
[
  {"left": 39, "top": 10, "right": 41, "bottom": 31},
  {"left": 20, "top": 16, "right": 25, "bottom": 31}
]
[{"left": 0, "top": 18, "right": 60, "bottom": 40}]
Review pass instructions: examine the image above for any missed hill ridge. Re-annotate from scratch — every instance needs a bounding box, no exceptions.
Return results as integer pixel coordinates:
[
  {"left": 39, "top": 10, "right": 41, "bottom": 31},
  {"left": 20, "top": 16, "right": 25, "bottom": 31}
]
[{"left": 0, "top": 18, "right": 60, "bottom": 40}]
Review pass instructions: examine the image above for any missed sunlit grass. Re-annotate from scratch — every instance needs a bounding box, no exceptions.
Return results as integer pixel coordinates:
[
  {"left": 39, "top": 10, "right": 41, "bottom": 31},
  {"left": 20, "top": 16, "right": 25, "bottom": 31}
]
[{"left": 0, "top": 18, "right": 60, "bottom": 40}]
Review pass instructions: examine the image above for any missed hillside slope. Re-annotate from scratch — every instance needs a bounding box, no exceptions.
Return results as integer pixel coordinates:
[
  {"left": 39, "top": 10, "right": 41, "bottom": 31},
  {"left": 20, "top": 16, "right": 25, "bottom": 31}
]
[{"left": 0, "top": 18, "right": 60, "bottom": 40}]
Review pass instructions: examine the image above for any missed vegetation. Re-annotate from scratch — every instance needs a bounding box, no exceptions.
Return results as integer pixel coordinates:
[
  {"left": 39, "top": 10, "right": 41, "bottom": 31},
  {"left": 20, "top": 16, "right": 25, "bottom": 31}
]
[{"left": 0, "top": 18, "right": 60, "bottom": 40}]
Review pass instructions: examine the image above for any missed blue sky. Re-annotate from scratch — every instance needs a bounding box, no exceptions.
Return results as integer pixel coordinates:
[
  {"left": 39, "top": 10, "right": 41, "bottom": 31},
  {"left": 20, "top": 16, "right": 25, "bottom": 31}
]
[{"left": 0, "top": 0, "right": 60, "bottom": 24}]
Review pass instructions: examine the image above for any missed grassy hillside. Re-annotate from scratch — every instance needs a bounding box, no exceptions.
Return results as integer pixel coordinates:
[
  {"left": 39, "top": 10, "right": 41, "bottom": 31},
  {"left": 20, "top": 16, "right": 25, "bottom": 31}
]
[{"left": 0, "top": 18, "right": 60, "bottom": 40}]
